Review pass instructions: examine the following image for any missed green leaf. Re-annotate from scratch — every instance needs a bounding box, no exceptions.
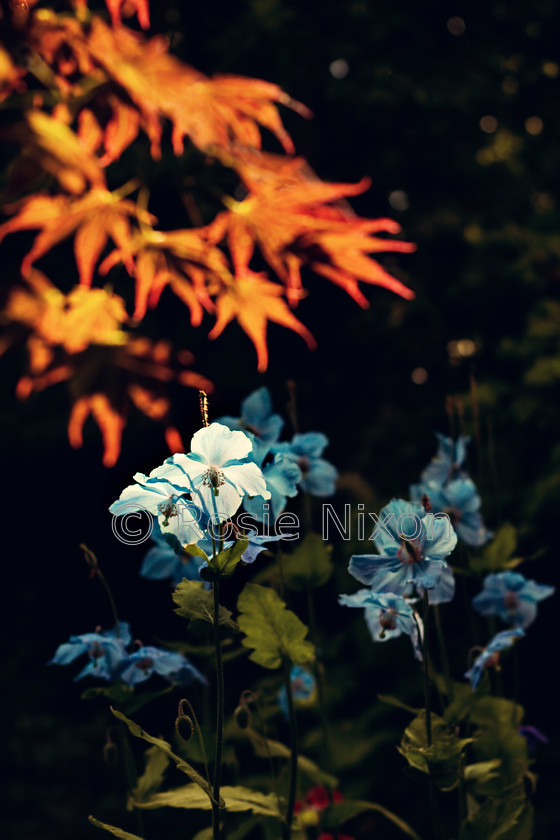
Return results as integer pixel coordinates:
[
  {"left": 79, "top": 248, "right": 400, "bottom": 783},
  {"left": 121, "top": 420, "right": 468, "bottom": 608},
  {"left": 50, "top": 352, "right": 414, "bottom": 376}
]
[
  {"left": 237, "top": 583, "right": 314, "bottom": 669},
  {"left": 283, "top": 533, "right": 333, "bottom": 590},
  {"left": 88, "top": 816, "right": 144, "bottom": 840},
  {"left": 459, "top": 781, "right": 528, "bottom": 840},
  {"left": 208, "top": 539, "right": 249, "bottom": 577},
  {"left": 81, "top": 684, "right": 134, "bottom": 705},
  {"left": 378, "top": 694, "right": 422, "bottom": 715},
  {"left": 242, "top": 726, "right": 337, "bottom": 788},
  {"left": 173, "top": 580, "right": 238, "bottom": 631},
  {"left": 469, "top": 524, "right": 518, "bottom": 574},
  {"left": 464, "top": 759, "right": 502, "bottom": 785},
  {"left": 132, "top": 784, "right": 282, "bottom": 817},
  {"left": 111, "top": 708, "right": 217, "bottom": 805},
  {"left": 131, "top": 745, "right": 169, "bottom": 804},
  {"left": 322, "top": 800, "right": 422, "bottom": 840},
  {"left": 184, "top": 543, "right": 210, "bottom": 561},
  {"left": 398, "top": 711, "right": 473, "bottom": 791}
]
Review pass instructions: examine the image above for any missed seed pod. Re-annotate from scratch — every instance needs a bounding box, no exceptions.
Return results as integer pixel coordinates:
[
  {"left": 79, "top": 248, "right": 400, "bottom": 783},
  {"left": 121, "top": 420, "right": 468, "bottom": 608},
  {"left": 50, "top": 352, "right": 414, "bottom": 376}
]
[
  {"left": 234, "top": 704, "right": 251, "bottom": 730},
  {"left": 175, "top": 714, "right": 194, "bottom": 742}
]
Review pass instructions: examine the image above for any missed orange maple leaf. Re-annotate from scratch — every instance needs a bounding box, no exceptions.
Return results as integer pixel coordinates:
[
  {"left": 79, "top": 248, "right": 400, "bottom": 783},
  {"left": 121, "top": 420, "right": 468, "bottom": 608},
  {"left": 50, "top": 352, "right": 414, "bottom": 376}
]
[
  {"left": 0, "top": 186, "right": 154, "bottom": 288},
  {"left": 211, "top": 171, "right": 415, "bottom": 306},
  {"left": 99, "top": 225, "right": 229, "bottom": 322},
  {"left": 2, "top": 273, "right": 213, "bottom": 465},
  {"left": 85, "top": 18, "right": 308, "bottom": 158},
  {"left": 208, "top": 271, "right": 315, "bottom": 372}
]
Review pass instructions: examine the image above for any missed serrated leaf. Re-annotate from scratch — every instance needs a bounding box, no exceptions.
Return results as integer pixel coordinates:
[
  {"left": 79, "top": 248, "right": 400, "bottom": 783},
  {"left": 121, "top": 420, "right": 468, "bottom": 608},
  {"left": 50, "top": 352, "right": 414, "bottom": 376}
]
[
  {"left": 131, "top": 784, "right": 282, "bottom": 817},
  {"left": 173, "top": 580, "right": 238, "bottom": 630},
  {"left": 459, "top": 781, "right": 528, "bottom": 840},
  {"left": 322, "top": 800, "right": 421, "bottom": 840},
  {"left": 88, "top": 816, "right": 144, "bottom": 840},
  {"left": 398, "top": 711, "right": 473, "bottom": 791},
  {"left": 131, "top": 745, "right": 170, "bottom": 803},
  {"left": 283, "top": 533, "right": 334, "bottom": 590},
  {"left": 110, "top": 708, "right": 217, "bottom": 805},
  {"left": 208, "top": 539, "right": 249, "bottom": 577},
  {"left": 237, "top": 583, "right": 314, "bottom": 669}
]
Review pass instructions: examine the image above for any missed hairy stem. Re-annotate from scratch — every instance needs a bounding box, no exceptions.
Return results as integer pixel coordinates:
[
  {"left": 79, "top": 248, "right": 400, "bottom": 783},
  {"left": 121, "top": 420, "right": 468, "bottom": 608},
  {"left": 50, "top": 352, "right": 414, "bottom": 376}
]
[
  {"left": 212, "top": 577, "right": 224, "bottom": 840},
  {"left": 282, "top": 658, "right": 299, "bottom": 840}
]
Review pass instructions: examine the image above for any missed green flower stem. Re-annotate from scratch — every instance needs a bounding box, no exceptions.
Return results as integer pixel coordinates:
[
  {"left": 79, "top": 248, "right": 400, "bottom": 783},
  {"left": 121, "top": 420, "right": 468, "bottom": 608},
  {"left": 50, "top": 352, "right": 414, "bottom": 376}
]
[
  {"left": 421, "top": 593, "right": 445, "bottom": 840},
  {"left": 433, "top": 605, "right": 454, "bottom": 703},
  {"left": 212, "top": 576, "right": 225, "bottom": 840},
  {"left": 117, "top": 726, "right": 145, "bottom": 838},
  {"left": 282, "top": 657, "right": 299, "bottom": 840},
  {"left": 306, "top": 587, "right": 332, "bottom": 771},
  {"left": 80, "top": 544, "right": 121, "bottom": 638},
  {"left": 180, "top": 697, "right": 211, "bottom": 789}
]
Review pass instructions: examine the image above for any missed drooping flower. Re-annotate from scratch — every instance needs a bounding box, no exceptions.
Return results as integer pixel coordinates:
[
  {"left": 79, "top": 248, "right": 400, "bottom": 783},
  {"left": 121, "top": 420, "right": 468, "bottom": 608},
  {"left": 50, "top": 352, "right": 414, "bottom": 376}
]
[
  {"left": 349, "top": 499, "right": 457, "bottom": 595},
  {"left": 472, "top": 571, "right": 554, "bottom": 628},
  {"left": 278, "top": 664, "right": 316, "bottom": 718},
  {"left": 117, "top": 646, "right": 207, "bottom": 687},
  {"left": 243, "top": 452, "right": 302, "bottom": 521},
  {"left": 48, "top": 622, "right": 131, "bottom": 681},
  {"left": 140, "top": 522, "right": 207, "bottom": 585},
  {"left": 339, "top": 589, "right": 423, "bottom": 660},
  {"left": 410, "top": 477, "right": 492, "bottom": 547},
  {"left": 152, "top": 422, "right": 270, "bottom": 521},
  {"left": 464, "top": 628, "right": 525, "bottom": 689},
  {"left": 420, "top": 433, "right": 470, "bottom": 485},
  {"left": 218, "top": 387, "right": 284, "bottom": 443},
  {"left": 275, "top": 432, "right": 337, "bottom": 497}
]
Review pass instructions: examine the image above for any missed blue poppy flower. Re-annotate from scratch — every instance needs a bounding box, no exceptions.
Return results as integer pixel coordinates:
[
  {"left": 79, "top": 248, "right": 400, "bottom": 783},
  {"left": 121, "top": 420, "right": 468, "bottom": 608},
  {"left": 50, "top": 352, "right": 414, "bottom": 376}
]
[
  {"left": 464, "top": 628, "right": 525, "bottom": 689},
  {"left": 274, "top": 433, "right": 337, "bottom": 497},
  {"left": 410, "top": 477, "right": 492, "bottom": 547},
  {"left": 117, "top": 646, "right": 207, "bottom": 687},
  {"left": 339, "top": 590, "right": 422, "bottom": 660},
  {"left": 472, "top": 571, "right": 554, "bottom": 628},
  {"left": 48, "top": 622, "right": 131, "bottom": 681},
  {"left": 409, "top": 564, "right": 456, "bottom": 605},
  {"left": 140, "top": 523, "right": 208, "bottom": 585},
  {"left": 152, "top": 422, "right": 270, "bottom": 522},
  {"left": 239, "top": 529, "right": 296, "bottom": 564},
  {"left": 218, "top": 387, "right": 284, "bottom": 443},
  {"left": 243, "top": 452, "right": 302, "bottom": 521},
  {"left": 278, "top": 665, "right": 316, "bottom": 719},
  {"left": 109, "top": 472, "right": 206, "bottom": 545},
  {"left": 349, "top": 499, "right": 457, "bottom": 595},
  {"left": 420, "top": 433, "right": 470, "bottom": 485}
]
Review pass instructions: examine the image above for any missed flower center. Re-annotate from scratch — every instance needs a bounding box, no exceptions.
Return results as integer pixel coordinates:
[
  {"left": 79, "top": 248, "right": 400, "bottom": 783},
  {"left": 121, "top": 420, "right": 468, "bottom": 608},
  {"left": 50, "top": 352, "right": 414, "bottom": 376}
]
[
  {"left": 444, "top": 506, "right": 462, "bottom": 525},
  {"left": 158, "top": 497, "right": 178, "bottom": 526},
  {"left": 398, "top": 538, "right": 422, "bottom": 564},
  {"left": 89, "top": 641, "right": 105, "bottom": 659},
  {"left": 379, "top": 609, "right": 398, "bottom": 633},
  {"left": 203, "top": 466, "right": 226, "bottom": 494},
  {"left": 297, "top": 456, "right": 311, "bottom": 476},
  {"left": 504, "top": 591, "right": 519, "bottom": 611},
  {"left": 136, "top": 657, "right": 154, "bottom": 672}
]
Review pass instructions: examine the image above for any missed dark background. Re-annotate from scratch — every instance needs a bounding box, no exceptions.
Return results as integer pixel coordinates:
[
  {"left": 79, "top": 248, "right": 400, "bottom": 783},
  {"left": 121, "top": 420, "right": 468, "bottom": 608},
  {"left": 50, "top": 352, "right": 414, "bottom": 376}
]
[{"left": 3, "top": 1, "right": 560, "bottom": 838}]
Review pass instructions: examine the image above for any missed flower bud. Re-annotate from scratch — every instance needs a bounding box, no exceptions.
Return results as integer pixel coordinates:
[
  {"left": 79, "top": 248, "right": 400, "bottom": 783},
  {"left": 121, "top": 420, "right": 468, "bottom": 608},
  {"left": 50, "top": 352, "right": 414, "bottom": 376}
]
[
  {"left": 234, "top": 704, "right": 251, "bottom": 730},
  {"left": 175, "top": 714, "right": 194, "bottom": 742}
]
